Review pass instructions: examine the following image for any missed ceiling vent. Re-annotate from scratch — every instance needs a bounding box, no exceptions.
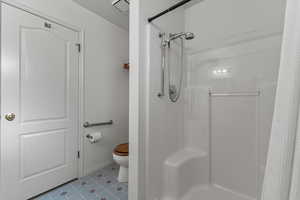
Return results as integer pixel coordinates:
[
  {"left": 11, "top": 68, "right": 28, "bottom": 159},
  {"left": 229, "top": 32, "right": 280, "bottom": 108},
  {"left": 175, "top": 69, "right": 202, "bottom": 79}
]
[{"left": 111, "top": 0, "right": 129, "bottom": 13}]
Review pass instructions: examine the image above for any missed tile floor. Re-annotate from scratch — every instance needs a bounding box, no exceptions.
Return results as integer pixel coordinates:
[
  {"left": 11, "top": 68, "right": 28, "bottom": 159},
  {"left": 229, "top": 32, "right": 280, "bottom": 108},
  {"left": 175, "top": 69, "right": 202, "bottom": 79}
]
[{"left": 33, "top": 163, "right": 128, "bottom": 200}]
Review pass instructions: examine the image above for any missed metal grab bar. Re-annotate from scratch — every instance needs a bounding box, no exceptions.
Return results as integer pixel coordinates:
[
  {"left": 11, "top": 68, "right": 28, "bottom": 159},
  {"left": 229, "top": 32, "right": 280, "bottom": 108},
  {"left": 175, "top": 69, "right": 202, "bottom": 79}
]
[
  {"left": 209, "top": 91, "right": 260, "bottom": 97},
  {"left": 83, "top": 120, "right": 113, "bottom": 128},
  {"left": 158, "top": 32, "right": 166, "bottom": 98}
]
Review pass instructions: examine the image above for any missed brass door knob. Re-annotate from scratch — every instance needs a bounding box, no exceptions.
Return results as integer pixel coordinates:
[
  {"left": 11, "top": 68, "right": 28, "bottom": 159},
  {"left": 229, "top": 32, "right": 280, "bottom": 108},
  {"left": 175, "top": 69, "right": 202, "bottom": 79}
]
[{"left": 5, "top": 113, "right": 16, "bottom": 121}]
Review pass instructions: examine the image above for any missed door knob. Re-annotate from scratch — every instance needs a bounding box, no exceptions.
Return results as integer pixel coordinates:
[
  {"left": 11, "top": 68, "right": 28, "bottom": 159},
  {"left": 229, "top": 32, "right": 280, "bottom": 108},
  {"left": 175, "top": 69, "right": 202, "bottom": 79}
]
[{"left": 5, "top": 113, "right": 15, "bottom": 121}]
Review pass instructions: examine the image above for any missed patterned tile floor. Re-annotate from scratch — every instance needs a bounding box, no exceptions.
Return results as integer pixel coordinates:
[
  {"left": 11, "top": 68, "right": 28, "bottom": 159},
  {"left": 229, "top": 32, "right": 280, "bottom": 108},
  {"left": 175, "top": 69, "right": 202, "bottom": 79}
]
[{"left": 33, "top": 163, "right": 128, "bottom": 200}]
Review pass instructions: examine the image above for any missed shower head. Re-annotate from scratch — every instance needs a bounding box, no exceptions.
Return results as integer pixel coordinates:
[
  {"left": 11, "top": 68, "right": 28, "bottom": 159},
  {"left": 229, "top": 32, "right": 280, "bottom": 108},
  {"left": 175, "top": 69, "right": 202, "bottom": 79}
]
[
  {"left": 169, "top": 32, "right": 195, "bottom": 41},
  {"left": 184, "top": 32, "right": 195, "bottom": 40}
]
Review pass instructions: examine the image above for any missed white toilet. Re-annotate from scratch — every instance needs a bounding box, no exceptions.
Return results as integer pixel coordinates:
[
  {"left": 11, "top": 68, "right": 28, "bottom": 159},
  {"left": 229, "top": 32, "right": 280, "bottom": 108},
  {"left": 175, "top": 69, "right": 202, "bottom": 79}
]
[{"left": 112, "top": 143, "right": 129, "bottom": 182}]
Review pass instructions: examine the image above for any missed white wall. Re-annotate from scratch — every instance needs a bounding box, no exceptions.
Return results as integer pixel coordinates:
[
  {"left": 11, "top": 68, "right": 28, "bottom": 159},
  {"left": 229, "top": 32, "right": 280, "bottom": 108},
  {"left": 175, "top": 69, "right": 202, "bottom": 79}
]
[
  {"left": 147, "top": 24, "right": 185, "bottom": 200},
  {"left": 183, "top": 0, "right": 286, "bottom": 199},
  {"left": 134, "top": 1, "right": 186, "bottom": 199},
  {"left": 138, "top": 0, "right": 286, "bottom": 199},
  {"left": 185, "top": 0, "right": 286, "bottom": 53},
  {"left": 10, "top": 0, "right": 129, "bottom": 175},
  {"left": 133, "top": 0, "right": 286, "bottom": 199},
  {"left": 185, "top": 36, "right": 282, "bottom": 199}
]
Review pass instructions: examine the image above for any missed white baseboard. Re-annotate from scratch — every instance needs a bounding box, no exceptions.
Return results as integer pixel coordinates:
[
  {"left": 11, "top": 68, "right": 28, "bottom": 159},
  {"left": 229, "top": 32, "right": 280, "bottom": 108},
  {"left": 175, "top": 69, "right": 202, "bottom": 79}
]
[{"left": 84, "top": 160, "right": 115, "bottom": 176}]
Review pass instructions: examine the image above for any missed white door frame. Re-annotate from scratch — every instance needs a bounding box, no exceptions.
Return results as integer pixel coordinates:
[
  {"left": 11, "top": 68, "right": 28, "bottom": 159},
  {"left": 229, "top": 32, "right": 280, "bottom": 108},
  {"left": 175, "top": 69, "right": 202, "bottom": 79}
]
[
  {"left": 129, "top": 0, "right": 142, "bottom": 200},
  {"left": 0, "top": 0, "right": 86, "bottom": 184}
]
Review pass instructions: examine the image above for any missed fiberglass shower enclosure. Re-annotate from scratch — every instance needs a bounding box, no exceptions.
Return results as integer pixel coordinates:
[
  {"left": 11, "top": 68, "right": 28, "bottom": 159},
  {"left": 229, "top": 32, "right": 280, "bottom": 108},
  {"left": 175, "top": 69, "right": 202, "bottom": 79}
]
[{"left": 145, "top": 0, "right": 287, "bottom": 200}]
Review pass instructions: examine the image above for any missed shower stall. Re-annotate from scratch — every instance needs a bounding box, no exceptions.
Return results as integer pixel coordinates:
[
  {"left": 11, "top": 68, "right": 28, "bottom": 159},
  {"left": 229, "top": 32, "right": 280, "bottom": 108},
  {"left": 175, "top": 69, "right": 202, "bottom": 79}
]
[{"left": 141, "top": 0, "right": 287, "bottom": 200}]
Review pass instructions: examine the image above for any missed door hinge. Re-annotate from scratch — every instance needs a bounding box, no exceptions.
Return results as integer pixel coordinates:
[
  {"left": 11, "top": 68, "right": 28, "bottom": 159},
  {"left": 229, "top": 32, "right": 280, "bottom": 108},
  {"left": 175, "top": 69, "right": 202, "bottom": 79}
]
[
  {"left": 76, "top": 43, "right": 81, "bottom": 53},
  {"left": 77, "top": 151, "right": 80, "bottom": 159}
]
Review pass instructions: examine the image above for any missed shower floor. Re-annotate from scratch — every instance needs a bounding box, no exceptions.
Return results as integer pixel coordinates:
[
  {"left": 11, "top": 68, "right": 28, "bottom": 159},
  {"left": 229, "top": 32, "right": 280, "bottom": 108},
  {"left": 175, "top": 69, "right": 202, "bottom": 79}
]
[{"left": 181, "top": 185, "right": 255, "bottom": 200}]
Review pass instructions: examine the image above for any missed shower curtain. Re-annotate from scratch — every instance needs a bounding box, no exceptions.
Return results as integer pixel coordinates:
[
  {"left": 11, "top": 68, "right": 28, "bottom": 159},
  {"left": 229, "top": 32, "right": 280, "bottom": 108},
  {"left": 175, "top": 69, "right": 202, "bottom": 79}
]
[{"left": 262, "top": 0, "right": 300, "bottom": 200}]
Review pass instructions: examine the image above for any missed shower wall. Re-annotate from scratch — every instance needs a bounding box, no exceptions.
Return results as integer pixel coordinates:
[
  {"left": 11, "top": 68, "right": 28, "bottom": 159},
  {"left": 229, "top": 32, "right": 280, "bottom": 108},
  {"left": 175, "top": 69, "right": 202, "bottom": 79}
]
[
  {"left": 147, "top": 25, "right": 185, "bottom": 200},
  {"left": 184, "top": 37, "right": 282, "bottom": 198},
  {"left": 141, "top": 1, "right": 185, "bottom": 200},
  {"left": 183, "top": 0, "right": 286, "bottom": 199},
  {"left": 144, "top": 0, "right": 286, "bottom": 200}
]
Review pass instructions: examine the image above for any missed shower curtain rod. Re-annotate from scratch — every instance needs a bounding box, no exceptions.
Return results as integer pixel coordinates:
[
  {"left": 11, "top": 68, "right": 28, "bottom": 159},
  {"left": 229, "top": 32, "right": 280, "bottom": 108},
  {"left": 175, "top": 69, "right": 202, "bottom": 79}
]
[{"left": 148, "top": 0, "right": 192, "bottom": 23}]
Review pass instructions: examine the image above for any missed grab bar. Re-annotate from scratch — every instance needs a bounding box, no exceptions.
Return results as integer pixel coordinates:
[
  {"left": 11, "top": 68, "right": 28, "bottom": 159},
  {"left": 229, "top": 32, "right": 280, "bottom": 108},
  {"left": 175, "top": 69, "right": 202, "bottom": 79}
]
[
  {"left": 83, "top": 120, "right": 113, "bottom": 128},
  {"left": 209, "top": 91, "right": 260, "bottom": 97},
  {"left": 158, "top": 32, "right": 166, "bottom": 98}
]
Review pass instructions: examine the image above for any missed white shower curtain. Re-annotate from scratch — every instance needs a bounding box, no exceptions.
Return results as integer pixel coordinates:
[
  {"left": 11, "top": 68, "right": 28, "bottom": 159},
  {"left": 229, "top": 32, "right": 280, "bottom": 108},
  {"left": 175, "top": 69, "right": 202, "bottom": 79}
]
[{"left": 262, "top": 0, "right": 300, "bottom": 200}]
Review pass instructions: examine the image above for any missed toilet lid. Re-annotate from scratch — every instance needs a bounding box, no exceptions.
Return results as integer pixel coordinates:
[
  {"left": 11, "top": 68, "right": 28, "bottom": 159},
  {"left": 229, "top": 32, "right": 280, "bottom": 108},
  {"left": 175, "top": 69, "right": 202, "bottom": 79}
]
[{"left": 114, "top": 143, "right": 129, "bottom": 156}]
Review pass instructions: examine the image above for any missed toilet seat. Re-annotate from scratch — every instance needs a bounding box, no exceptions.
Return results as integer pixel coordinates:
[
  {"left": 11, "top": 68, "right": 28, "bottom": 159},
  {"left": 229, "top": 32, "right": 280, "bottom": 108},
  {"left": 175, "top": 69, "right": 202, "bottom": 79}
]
[{"left": 113, "top": 143, "right": 129, "bottom": 156}]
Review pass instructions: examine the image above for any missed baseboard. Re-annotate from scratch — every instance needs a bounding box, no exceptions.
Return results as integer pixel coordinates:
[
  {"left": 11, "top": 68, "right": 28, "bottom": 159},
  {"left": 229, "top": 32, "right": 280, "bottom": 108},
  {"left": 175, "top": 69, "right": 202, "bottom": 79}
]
[{"left": 84, "top": 160, "right": 114, "bottom": 176}]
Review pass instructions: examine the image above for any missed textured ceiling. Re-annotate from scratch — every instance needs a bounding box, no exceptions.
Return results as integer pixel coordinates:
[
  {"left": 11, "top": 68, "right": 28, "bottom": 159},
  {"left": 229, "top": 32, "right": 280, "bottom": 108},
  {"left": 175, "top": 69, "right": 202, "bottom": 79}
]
[
  {"left": 72, "top": 0, "right": 204, "bottom": 31},
  {"left": 73, "top": 0, "right": 129, "bottom": 30}
]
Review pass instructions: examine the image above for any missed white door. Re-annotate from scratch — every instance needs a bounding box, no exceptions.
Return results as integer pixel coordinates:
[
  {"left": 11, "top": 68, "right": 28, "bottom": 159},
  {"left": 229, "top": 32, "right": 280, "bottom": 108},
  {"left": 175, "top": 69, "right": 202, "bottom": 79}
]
[{"left": 1, "top": 4, "right": 80, "bottom": 200}]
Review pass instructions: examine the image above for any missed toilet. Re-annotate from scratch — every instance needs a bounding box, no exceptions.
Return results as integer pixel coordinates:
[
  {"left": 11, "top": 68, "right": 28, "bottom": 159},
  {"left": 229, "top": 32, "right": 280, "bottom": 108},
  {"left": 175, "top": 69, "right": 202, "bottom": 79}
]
[{"left": 113, "top": 143, "right": 129, "bottom": 182}]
